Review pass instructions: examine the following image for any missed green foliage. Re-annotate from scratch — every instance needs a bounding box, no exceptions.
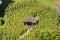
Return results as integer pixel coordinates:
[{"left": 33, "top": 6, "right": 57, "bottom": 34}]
[
  {"left": 0, "top": 17, "right": 2, "bottom": 26},
  {"left": 23, "top": 28, "right": 60, "bottom": 40},
  {"left": 0, "top": 17, "right": 3, "bottom": 26},
  {"left": 0, "top": 0, "right": 59, "bottom": 40}
]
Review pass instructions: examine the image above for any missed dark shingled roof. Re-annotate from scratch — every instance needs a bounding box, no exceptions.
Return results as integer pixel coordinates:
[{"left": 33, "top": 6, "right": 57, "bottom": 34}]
[{"left": 23, "top": 16, "right": 38, "bottom": 23}]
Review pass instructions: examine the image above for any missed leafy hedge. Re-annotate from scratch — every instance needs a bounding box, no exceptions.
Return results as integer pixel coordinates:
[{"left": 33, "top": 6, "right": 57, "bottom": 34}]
[
  {"left": 23, "top": 28, "right": 60, "bottom": 40},
  {"left": 0, "top": 0, "right": 59, "bottom": 40},
  {"left": 0, "top": 17, "right": 2, "bottom": 26}
]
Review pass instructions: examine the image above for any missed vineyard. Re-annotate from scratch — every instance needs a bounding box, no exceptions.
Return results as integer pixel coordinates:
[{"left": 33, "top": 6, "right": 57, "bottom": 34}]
[{"left": 0, "top": 0, "right": 60, "bottom": 40}]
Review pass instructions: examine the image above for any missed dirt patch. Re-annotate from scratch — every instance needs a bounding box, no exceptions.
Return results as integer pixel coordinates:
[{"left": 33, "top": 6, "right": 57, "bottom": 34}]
[
  {"left": 52, "top": 0, "right": 60, "bottom": 8},
  {"left": 45, "top": 0, "right": 60, "bottom": 8}
]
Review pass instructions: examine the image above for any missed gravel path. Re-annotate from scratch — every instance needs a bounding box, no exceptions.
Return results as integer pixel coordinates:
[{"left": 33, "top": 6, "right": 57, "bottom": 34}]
[{"left": 19, "top": 27, "right": 32, "bottom": 39}]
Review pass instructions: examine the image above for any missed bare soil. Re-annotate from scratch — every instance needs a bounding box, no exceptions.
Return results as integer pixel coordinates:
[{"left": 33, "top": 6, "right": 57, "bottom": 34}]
[{"left": 52, "top": 0, "right": 60, "bottom": 8}]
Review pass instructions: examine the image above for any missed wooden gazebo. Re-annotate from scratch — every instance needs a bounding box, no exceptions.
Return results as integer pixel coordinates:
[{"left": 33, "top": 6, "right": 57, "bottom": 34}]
[{"left": 23, "top": 16, "right": 38, "bottom": 26}]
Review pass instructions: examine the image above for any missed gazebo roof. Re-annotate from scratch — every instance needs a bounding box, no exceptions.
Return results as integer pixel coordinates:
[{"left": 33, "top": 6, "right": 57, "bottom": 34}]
[{"left": 23, "top": 16, "right": 38, "bottom": 23}]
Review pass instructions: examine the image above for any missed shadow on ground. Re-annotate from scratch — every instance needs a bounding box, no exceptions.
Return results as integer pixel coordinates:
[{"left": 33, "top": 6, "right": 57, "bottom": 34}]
[
  {"left": 0, "top": 0, "right": 14, "bottom": 17},
  {"left": 0, "top": 0, "right": 14, "bottom": 26}
]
